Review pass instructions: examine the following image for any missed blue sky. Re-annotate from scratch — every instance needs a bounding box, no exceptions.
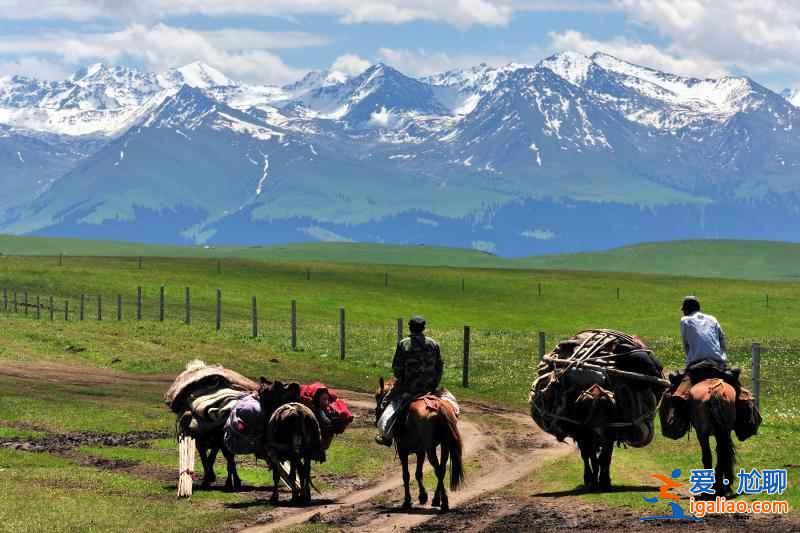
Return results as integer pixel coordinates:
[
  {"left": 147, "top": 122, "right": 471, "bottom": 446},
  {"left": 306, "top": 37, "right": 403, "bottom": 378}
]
[{"left": 0, "top": 1, "right": 797, "bottom": 91}]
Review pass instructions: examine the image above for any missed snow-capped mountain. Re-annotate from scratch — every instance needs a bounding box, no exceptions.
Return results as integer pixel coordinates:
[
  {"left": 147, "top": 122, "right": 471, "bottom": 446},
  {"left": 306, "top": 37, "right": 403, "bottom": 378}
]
[{"left": 3, "top": 52, "right": 800, "bottom": 254}]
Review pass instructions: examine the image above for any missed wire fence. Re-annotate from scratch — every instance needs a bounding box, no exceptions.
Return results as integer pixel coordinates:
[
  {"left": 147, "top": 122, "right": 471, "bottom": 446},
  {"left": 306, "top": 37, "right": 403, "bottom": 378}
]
[{"left": 1, "top": 282, "right": 797, "bottom": 418}]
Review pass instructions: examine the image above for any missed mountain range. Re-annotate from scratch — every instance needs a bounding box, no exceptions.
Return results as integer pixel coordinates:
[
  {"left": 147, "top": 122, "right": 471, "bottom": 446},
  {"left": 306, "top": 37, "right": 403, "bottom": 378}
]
[{"left": 2, "top": 52, "right": 800, "bottom": 255}]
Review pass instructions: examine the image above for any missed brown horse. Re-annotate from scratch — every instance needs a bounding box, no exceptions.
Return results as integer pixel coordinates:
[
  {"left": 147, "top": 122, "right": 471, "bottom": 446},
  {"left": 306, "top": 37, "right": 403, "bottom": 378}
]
[
  {"left": 375, "top": 378, "right": 464, "bottom": 512},
  {"left": 689, "top": 378, "right": 737, "bottom": 497}
]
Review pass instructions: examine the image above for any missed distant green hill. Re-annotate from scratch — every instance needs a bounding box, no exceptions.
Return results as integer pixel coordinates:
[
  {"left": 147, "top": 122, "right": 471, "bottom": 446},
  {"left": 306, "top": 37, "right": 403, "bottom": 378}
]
[
  {"left": 514, "top": 240, "right": 800, "bottom": 281},
  {"left": 2, "top": 235, "right": 799, "bottom": 281}
]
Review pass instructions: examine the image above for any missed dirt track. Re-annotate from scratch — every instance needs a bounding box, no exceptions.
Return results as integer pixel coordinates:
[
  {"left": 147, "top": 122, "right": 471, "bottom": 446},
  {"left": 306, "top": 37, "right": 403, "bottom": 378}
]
[{"left": 2, "top": 360, "right": 798, "bottom": 532}]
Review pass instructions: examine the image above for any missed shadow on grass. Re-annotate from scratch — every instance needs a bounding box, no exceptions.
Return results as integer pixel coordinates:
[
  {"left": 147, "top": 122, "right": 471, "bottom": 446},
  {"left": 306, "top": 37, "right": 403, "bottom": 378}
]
[
  {"left": 375, "top": 504, "right": 441, "bottom": 516},
  {"left": 534, "top": 484, "right": 658, "bottom": 497},
  {"left": 224, "top": 497, "right": 336, "bottom": 509}
]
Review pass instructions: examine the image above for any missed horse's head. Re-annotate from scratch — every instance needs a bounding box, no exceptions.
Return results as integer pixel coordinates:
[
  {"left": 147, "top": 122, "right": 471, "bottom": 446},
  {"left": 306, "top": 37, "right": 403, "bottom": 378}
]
[
  {"left": 258, "top": 377, "right": 300, "bottom": 416},
  {"left": 375, "top": 377, "right": 396, "bottom": 423}
]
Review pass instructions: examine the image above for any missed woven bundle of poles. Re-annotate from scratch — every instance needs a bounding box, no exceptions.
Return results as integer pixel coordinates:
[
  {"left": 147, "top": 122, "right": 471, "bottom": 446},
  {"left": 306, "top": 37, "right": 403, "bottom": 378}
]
[{"left": 530, "top": 329, "right": 670, "bottom": 445}]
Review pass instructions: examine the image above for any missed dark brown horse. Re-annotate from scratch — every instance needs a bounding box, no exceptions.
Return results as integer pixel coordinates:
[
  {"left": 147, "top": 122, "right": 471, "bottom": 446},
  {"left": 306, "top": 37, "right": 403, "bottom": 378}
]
[
  {"left": 265, "top": 402, "right": 325, "bottom": 505},
  {"left": 375, "top": 378, "right": 464, "bottom": 512},
  {"left": 194, "top": 379, "right": 300, "bottom": 490},
  {"left": 689, "top": 378, "right": 737, "bottom": 497}
]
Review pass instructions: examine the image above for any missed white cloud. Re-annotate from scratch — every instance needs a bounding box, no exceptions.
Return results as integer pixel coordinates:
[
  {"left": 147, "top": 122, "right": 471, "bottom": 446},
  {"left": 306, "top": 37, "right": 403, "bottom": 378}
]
[
  {"left": 299, "top": 226, "right": 353, "bottom": 242},
  {"left": 472, "top": 240, "right": 496, "bottom": 253},
  {"left": 615, "top": 1, "right": 800, "bottom": 84},
  {"left": 548, "top": 30, "right": 728, "bottom": 79},
  {"left": 0, "top": 23, "right": 313, "bottom": 84},
  {"left": 520, "top": 228, "right": 555, "bottom": 240},
  {"left": 330, "top": 53, "right": 371, "bottom": 76},
  {"left": 0, "top": 56, "right": 71, "bottom": 80}
]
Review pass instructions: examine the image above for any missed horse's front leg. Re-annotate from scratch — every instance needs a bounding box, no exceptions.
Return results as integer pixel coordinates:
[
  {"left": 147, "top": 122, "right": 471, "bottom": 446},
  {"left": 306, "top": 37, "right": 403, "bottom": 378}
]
[
  {"left": 270, "top": 457, "right": 281, "bottom": 504},
  {"left": 400, "top": 451, "right": 412, "bottom": 509},
  {"left": 415, "top": 452, "right": 427, "bottom": 505},
  {"left": 598, "top": 441, "right": 613, "bottom": 491},
  {"left": 577, "top": 437, "right": 595, "bottom": 490},
  {"left": 221, "top": 446, "right": 241, "bottom": 491}
]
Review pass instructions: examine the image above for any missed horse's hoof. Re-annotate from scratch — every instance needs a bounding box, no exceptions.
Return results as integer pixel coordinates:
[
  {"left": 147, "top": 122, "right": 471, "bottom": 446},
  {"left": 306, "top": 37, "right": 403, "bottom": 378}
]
[
  {"left": 270, "top": 495, "right": 279, "bottom": 505},
  {"left": 419, "top": 492, "right": 428, "bottom": 505},
  {"left": 401, "top": 500, "right": 412, "bottom": 510},
  {"left": 439, "top": 504, "right": 449, "bottom": 514},
  {"left": 432, "top": 497, "right": 441, "bottom": 508}
]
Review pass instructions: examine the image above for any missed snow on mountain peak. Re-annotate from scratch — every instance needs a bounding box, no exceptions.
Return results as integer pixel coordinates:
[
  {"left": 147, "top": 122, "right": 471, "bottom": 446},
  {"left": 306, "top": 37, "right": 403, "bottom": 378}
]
[
  {"left": 539, "top": 51, "right": 594, "bottom": 86},
  {"left": 162, "top": 62, "right": 235, "bottom": 89}
]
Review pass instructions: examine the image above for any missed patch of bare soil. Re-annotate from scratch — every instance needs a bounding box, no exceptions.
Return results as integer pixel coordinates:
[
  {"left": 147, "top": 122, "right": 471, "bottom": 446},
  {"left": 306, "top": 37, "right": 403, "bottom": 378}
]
[{"left": 0, "top": 429, "right": 168, "bottom": 453}]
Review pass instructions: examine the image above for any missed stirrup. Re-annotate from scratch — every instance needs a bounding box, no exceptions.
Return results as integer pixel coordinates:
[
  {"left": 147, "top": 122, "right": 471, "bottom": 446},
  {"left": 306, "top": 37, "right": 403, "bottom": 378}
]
[{"left": 374, "top": 433, "right": 393, "bottom": 446}]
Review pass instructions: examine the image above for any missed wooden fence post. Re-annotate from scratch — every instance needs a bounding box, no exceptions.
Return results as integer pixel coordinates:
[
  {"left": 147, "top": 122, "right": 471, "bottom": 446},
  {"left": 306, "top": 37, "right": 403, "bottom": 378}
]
[
  {"left": 538, "top": 283, "right": 542, "bottom": 296},
  {"left": 766, "top": 294, "right": 769, "bottom": 308},
  {"left": 462, "top": 326, "right": 470, "bottom": 388},
  {"left": 64, "top": 300, "right": 69, "bottom": 322},
  {"left": 138, "top": 256, "right": 142, "bottom": 269},
  {"left": 3, "top": 288, "right": 7, "bottom": 311},
  {"left": 97, "top": 295, "right": 102, "bottom": 321},
  {"left": 251, "top": 296, "right": 258, "bottom": 338},
  {"left": 291, "top": 300, "right": 297, "bottom": 350},
  {"left": 306, "top": 268, "right": 310, "bottom": 281},
  {"left": 538, "top": 331, "right": 546, "bottom": 360},
  {"left": 12, "top": 291, "right": 17, "bottom": 313},
  {"left": 23, "top": 291, "right": 28, "bottom": 316},
  {"left": 215, "top": 289, "right": 221, "bottom": 331},
  {"left": 396, "top": 318, "right": 403, "bottom": 344},
  {"left": 80, "top": 294, "right": 85, "bottom": 321},
  {"left": 136, "top": 287, "right": 142, "bottom": 320},
  {"left": 185, "top": 287, "right": 191, "bottom": 325},
  {"left": 49, "top": 296, "right": 54, "bottom": 321},
  {"left": 117, "top": 294, "right": 122, "bottom": 321},
  {"left": 36, "top": 296, "right": 40, "bottom": 319},
  {"left": 751, "top": 342, "right": 761, "bottom": 410},
  {"left": 58, "top": 253, "right": 63, "bottom": 267},
  {"left": 384, "top": 273, "right": 389, "bottom": 288},
  {"left": 616, "top": 288, "right": 620, "bottom": 300},
  {"left": 159, "top": 286, "right": 165, "bottom": 322},
  {"left": 339, "top": 308, "right": 346, "bottom": 360}
]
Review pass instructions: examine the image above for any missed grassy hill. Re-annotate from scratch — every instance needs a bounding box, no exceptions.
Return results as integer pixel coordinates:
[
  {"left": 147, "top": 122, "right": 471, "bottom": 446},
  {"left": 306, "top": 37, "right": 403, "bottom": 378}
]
[{"left": 2, "top": 234, "right": 800, "bottom": 280}]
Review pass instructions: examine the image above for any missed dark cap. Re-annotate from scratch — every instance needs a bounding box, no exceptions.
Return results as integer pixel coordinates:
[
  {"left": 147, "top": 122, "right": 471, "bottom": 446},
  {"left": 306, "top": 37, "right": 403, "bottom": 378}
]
[
  {"left": 408, "top": 316, "right": 426, "bottom": 330},
  {"left": 682, "top": 296, "right": 700, "bottom": 313}
]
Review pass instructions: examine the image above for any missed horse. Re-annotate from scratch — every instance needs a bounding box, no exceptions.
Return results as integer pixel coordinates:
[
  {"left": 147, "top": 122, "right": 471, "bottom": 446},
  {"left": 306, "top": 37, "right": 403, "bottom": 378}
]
[
  {"left": 375, "top": 377, "right": 464, "bottom": 512},
  {"left": 190, "top": 378, "right": 301, "bottom": 491},
  {"left": 572, "top": 383, "right": 617, "bottom": 491},
  {"left": 265, "top": 402, "right": 325, "bottom": 505},
  {"left": 688, "top": 378, "right": 737, "bottom": 498}
]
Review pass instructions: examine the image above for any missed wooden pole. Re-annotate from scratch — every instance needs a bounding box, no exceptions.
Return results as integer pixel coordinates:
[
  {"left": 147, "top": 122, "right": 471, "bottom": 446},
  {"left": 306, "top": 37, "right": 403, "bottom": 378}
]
[
  {"left": 49, "top": 296, "right": 54, "bottom": 321},
  {"left": 23, "top": 291, "right": 28, "bottom": 316},
  {"left": 159, "top": 286, "right": 165, "bottom": 322},
  {"left": 291, "top": 300, "right": 297, "bottom": 350},
  {"left": 339, "top": 308, "right": 346, "bottom": 360},
  {"left": 462, "top": 326, "right": 470, "bottom": 388},
  {"left": 538, "top": 331, "right": 546, "bottom": 360},
  {"left": 752, "top": 342, "right": 761, "bottom": 410},
  {"left": 542, "top": 356, "right": 672, "bottom": 387},
  {"left": 215, "top": 289, "right": 221, "bottom": 331},
  {"left": 384, "top": 272, "right": 388, "bottom": 288},
  {"left": 58, "top": 253, "right": 63, "bottom": 267},
  {"left": 117, "top": 294, "right": 122, "bottom": 321},
  {"left": 538, "top": 283, "right": 542, "bottom": 296},
  {"left": 136, "top": 287, "right": 142, "bottom": 320},
  {"left": 2, "top": 288, "right": 7, "bottom": 311},
  {"left": 396, "top": 318, "right": 403, "bottom": 344},
  {"left": 35, "top": 296, "right": 40, "bottom": 319},
  {"left": 97, "top": 295, "right": 102, "bottom": 321},
  {"left": 12, "top": 291, "right": 17, "bottom": 313},
  {"left": 616, "top": 287, "right": 620, "bottom": 300},
  {"left": 251, "top": 296, "right": 258, "bottom": 338},
  {"left": 138, "top": 256, "right": 142, "bottom": 269},
  {"left": 80, "top": 294, "right": 85, "bottom": 321},
  {"left": 185, "top": 287, "right": 191, "bottom": 325},
  {"left": 64, "top": 300, "right": 69, "bottom": 322},
  {"left": 766, "top": 294, "right": 769, "bottom": 308},
  {"left": 306, "top": 268, "right": 310, "bottom": 281}
]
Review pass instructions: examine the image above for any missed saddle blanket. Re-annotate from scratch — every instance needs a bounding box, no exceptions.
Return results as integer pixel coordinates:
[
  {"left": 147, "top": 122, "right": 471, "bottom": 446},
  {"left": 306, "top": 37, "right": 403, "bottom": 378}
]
[{"left": 377, "top": 390, "right": 460, "bottom": 435}]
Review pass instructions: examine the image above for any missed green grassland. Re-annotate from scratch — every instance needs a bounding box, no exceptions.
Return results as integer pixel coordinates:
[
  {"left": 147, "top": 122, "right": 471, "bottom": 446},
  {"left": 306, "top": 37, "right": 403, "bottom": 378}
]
[
  {"left": 0, "top": 248, "right": 798, "bottom": 530},
  {"left": 4, "top": 234, "right": 800, "bottom": 280}
]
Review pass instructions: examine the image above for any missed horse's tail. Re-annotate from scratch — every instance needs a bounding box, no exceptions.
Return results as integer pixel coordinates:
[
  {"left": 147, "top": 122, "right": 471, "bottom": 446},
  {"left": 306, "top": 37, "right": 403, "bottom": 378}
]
[
  {"left": 709, "top": 392, "right": 736, "bottom": 481},
  {"left": 441, "top": 404, "right": 464, "bottom": 491}
]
